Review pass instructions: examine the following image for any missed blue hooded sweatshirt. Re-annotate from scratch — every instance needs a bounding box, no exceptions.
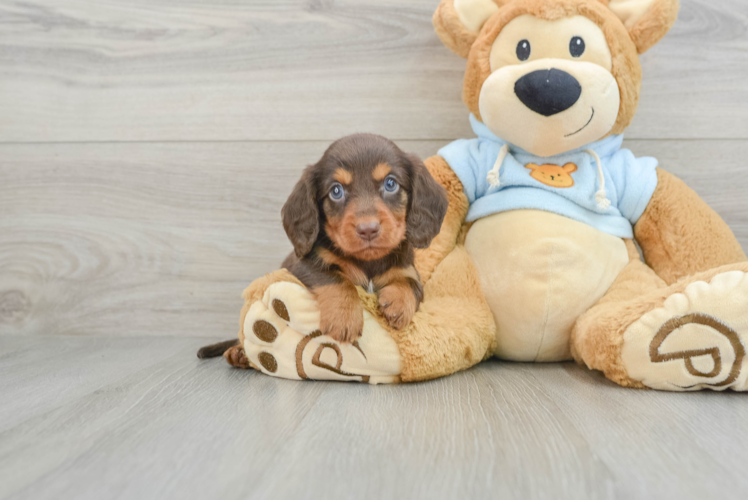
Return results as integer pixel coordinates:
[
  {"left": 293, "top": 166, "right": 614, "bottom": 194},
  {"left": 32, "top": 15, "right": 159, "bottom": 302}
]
[{"left": 437, "top": 115, "right": 659, "bottom": 238}]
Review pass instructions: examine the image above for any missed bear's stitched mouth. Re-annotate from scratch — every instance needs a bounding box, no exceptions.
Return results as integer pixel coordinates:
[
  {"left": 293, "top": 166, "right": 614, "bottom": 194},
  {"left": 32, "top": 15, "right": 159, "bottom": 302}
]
[{"left": 564, "top": 108, "right": 595, "bottom": 137}]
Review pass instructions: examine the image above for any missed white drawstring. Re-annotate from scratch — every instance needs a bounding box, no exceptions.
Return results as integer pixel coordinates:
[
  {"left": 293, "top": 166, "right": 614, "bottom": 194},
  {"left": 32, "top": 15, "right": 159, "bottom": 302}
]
[
  {"left": 486, "top": 144, "right": 509, "bottom": 188},
  {"left": 585, "top": 148, "right": 611, "bottom": 210}
]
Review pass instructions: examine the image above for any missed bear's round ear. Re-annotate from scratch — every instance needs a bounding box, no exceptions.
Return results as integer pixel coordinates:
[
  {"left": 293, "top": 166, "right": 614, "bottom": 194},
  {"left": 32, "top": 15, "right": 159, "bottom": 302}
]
[
  {"left": 605, "top": 0, "right": 680, "bottom": 54},
  {"left": 433, "top": 0, "right": 506, "bottom": 58}
]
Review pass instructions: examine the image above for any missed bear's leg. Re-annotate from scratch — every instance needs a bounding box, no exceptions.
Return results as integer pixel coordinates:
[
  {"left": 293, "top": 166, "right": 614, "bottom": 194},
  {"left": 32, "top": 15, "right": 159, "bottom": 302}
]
[
  {"left": 572, "top": 241, "right": 748, "bottom": 391},
  {"left": 390, "top": 244, "right": 497, "bottom": 382},
  {"left": 239, "top": 245, "right": 496, "bottom": 383}
]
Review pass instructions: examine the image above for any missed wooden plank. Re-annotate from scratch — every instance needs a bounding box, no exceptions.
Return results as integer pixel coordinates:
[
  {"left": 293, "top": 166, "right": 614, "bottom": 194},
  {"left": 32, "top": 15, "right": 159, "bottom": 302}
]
[
  {"left": 0, "top": 0, "right": 745, "bottom": 143},
  {"left": 2, "top": 336, "right": 748, "bottom": 500},
  {"left": 1, "top": 139, "right": 746, "bottom": 338},
  {"left": 0, "top": 335, "right": 206, "bottom": 433},
  {"left": 0, "top": 336, "right": 328, "bottom": 500},
  {"left": 530, "top": 363, "right": 748, "bottom": 499},
  {"left": 250, "top": 361, "right": 615, "bottom": 500}
]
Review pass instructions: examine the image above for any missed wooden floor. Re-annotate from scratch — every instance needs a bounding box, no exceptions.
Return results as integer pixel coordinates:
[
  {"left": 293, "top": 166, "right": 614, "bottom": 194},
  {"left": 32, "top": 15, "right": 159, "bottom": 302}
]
[{"left": 1, "top": 0, "right": 748, "bottom": 498}]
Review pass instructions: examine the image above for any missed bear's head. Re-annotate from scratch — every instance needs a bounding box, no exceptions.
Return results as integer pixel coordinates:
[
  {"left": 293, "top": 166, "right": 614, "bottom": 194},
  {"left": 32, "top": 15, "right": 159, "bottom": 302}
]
[{"left": 434, "top": 0, "right": 679, "bottom": 157}]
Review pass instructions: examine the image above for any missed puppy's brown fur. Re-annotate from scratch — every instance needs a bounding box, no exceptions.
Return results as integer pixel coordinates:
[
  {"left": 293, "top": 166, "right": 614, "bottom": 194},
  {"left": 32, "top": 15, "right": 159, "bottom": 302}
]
[{"left": 281, "top": 134, "right": 448, "bottom": 342}]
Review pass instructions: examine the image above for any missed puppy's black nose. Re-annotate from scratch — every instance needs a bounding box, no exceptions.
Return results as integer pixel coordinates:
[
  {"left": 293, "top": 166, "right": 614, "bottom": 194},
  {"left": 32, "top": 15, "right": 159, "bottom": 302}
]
[
  {"left": 356, "top": 221, "right": 381, "bottom": 241},
  {"left": 514, "top": 69, "right": 581, "bottom": 117}
]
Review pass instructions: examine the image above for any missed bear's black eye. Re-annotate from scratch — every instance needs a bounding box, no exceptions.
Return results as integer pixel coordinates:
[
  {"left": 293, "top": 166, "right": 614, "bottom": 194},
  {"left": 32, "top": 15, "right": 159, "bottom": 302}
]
[
  {"left": 570, "top": 36, "right": 585, "bottom": 57},
  {"left": 516, "top": 40, "right": 531, "bottom": 61}
]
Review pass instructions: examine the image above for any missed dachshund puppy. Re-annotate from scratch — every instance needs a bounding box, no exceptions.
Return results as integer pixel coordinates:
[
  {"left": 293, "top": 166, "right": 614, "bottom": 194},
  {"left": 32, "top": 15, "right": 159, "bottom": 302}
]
[
  {"left": 281, "top": 134, "right": 448, "bottom": 342},
  {"left": 196, "top": 133, "right": 447, "bottom": 361}
]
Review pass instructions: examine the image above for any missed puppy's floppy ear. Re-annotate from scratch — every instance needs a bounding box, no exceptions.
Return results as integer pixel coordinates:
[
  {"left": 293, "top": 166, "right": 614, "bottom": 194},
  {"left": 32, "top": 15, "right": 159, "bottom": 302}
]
[
  {"left": 605, "top": 0, "right": 680, "bottom": 54},
  {"left": 282, "top": 165, "right": 319, "bottom": 258},
  {"left": 405, "top": 154, "right": 449, "bottom": 249},
  {"left": 433, "top": 0, "right": 505, "bottom": 58}
]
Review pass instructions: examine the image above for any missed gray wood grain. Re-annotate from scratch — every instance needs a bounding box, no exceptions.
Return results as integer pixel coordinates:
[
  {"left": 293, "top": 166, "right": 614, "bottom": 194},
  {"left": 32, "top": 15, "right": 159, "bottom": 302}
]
[
  {"left": 1, "top": 335, "right": 747, "bottom": 500},
  {"left": 534, "top": 363, "right": 748, "bottom": 499},
  {"left": 0, "top": 335, "right": 202, "bottom": 433},
  {"left": 0, "top": 0, "right": 745, "bottom": 143},
  {"left": 1, "top": 139, "right": 746, "bottom": 339}
]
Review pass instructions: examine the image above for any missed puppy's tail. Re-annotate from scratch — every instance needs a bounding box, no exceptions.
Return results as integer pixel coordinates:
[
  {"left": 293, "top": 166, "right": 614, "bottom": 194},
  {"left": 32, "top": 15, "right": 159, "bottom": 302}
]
[{"left": 196, "top": 339, "right": 239, "bottom": 359}]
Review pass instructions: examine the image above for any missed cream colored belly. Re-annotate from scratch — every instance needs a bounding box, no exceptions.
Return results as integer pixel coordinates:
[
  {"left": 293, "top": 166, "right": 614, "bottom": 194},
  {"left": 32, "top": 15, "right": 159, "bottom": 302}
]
[{"left": 464, "top": 210, "right": 629, "bottom": 361}]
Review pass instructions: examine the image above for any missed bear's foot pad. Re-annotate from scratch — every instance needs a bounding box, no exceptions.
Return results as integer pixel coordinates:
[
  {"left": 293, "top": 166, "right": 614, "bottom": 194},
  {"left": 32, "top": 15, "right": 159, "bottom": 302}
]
[
  {"left": 623, "top": 271, "right": 748, "bottom": 391},
  {"left": 242, "top": 281, "right": 401, "bottom": 384}
]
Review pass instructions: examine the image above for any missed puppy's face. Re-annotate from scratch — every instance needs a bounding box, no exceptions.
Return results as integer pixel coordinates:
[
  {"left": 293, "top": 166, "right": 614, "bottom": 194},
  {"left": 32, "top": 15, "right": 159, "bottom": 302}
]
[
  {"left": 282, "top": 134, "right": 448, "bottom": 261},
  {"left": 321, "top": 153, "right": 409, "bottom": 261}
]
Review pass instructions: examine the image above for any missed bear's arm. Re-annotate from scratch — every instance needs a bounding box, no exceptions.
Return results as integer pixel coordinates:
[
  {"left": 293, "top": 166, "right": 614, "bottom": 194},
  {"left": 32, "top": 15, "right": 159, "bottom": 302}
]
[
  {"left": 415, "top": 155, "right": 471, "bottom": 284},
  {"left": 634, "top": 168, "right": 747, "bottom": 285}
]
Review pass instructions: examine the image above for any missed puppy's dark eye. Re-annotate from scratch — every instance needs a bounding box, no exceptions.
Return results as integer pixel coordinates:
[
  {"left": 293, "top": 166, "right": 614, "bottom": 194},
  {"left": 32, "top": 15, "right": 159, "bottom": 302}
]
[
  {"left": 570, "top": 36, "right": 585, "bottom": 58},
  {"left": 516, "top": 40, "right": 531, "bottom": 61},
  {"left": 383, "top": 176, "right": 399, "bottom": 193},
  {"left": 329, "top": 183, "right": 345, "bottom": 201}
]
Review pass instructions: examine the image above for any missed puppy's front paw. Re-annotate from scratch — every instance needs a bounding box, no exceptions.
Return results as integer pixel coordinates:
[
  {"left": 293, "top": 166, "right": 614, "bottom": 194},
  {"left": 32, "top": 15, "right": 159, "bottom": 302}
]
[
  {"left": 316, "top": 284, "right": 364, "bottom": 343},
  {"left": 378, "top": 285, "right": 417, "bottom": 330},
  {"left": 320, "top": 306, "right": 364, "bottom": 343},
  {"left": 323, "top": 323, "right": 363, "bottom": 343}
]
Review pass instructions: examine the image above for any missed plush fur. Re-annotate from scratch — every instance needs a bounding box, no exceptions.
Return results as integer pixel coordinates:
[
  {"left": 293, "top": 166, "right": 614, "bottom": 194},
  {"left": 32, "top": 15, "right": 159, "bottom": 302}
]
[
  {"left": 433, "top": 0, "right": 480, "bottom": 58},
  {"left": 623, "top": 0, "right": 680, "bottom": 54},
  {"left": 413, "top": 155, "right": 471, "bottom": 284},
  {"left": 634, "top": 169, "right": 747, "bottom": 285},
  {"left": 393, "top": 245, "right": 497, "bottom": 381}
]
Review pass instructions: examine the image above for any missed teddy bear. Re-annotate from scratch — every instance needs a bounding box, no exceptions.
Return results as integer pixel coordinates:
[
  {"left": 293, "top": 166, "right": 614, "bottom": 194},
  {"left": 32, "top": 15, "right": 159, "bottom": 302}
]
[{"left": 231, "top": 0, "right": 748, "bottom": 391}]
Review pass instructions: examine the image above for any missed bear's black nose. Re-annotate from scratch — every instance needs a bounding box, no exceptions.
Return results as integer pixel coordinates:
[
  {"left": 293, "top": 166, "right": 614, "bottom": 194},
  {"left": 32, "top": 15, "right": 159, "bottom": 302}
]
[{"left": 514, "top": 69, "right": 582, "bottom": 117}]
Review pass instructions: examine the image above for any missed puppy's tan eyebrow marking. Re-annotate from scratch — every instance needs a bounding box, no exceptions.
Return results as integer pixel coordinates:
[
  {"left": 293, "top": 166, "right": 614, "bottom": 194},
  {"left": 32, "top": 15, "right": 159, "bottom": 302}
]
[
  {"left": 333, "top": 168, "right": 353, "bottom": 185},
  {"left": 372, "top": 162, "right": 392, "bottom": 181}
]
